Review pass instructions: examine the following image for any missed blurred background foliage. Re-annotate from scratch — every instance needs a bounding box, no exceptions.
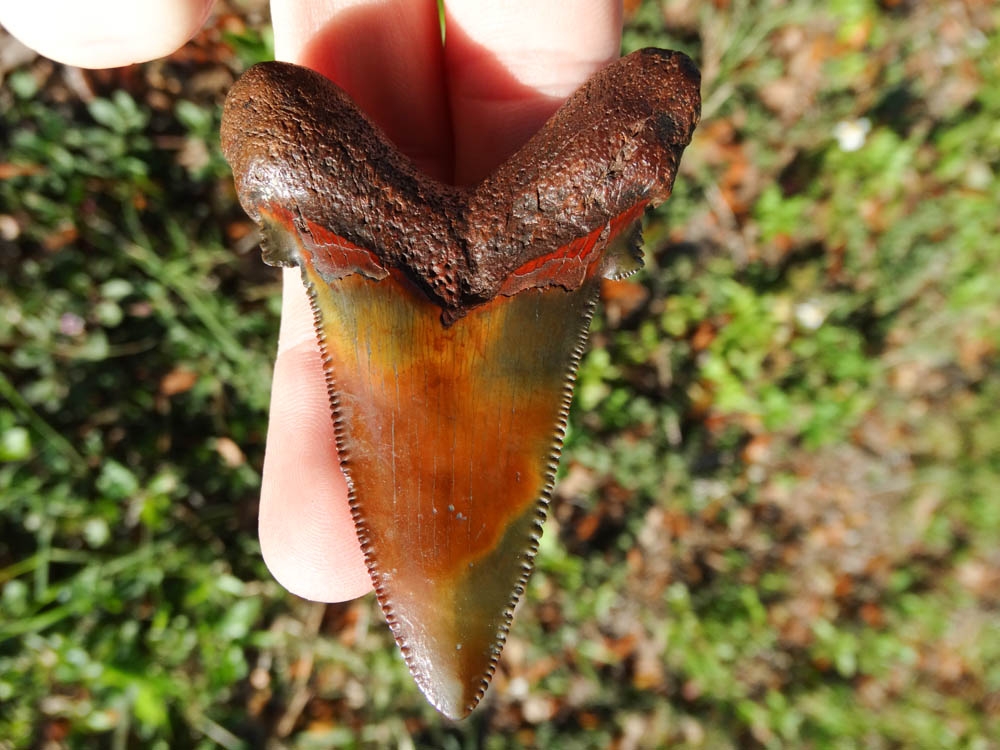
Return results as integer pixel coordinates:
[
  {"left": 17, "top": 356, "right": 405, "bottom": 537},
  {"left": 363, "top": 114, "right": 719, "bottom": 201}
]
[{"left": 1, "top": 0, "right": 998, "bottom": 747}]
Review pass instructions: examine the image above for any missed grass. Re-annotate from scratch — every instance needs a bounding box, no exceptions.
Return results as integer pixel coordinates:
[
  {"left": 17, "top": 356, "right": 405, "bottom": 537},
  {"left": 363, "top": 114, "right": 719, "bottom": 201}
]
[{"left": 1, "top": 0, "right": 999, "bottom": 747}]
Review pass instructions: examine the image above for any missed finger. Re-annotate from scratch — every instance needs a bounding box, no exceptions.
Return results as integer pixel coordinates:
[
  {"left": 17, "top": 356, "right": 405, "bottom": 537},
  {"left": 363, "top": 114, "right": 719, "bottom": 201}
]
[
  {"left": 259, "top": 0, "right": 446, "bottom": 602},
  {"left": 271, "top": 0, "right": 451, "bottom": 179},
  {"left": 442, "top": 0, "right": 623, "bottom": 183},
  {"left": 258, "top": 268, "right": 372, "bottom": 602},
  {"left": 0, "top": 0, "right": 215, "bottom": 68}
]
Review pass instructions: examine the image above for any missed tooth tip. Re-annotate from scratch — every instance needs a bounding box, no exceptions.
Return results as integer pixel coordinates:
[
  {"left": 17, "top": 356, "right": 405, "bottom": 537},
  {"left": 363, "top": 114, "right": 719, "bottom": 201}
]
[
  {"left": 376, "top": 569, "right": 506, "bottom": 720},
  {"left": 419, "top": 670, "right": 484, "bottom": 721}
]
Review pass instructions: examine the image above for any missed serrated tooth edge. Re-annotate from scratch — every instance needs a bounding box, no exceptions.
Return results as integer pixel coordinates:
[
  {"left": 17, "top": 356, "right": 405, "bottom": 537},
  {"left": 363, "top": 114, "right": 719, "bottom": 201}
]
[{"left": 304, "top": 271, "right": 600, "bottom": 717}]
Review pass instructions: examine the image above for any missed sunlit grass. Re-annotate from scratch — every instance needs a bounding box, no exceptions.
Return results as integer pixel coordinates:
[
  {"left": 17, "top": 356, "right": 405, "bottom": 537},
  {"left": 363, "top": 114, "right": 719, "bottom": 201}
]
[{"left": 1, "top": 1, "right": 998, "bottom": 746}]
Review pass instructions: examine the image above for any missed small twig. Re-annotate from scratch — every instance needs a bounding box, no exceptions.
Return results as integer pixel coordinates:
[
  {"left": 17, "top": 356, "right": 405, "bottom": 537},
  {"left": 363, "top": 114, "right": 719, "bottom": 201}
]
[
  {"left": 275, "top": 602, "right": 327, "bottom": 737},
  {"left": 192, "top": 713, "right": 246, "bottom": 750},
  {"left": 704, "top": 182, "right": 751, "bottom": 265},
  {"left": 0, "top": 369, "right": 88, "bottom": 473}
]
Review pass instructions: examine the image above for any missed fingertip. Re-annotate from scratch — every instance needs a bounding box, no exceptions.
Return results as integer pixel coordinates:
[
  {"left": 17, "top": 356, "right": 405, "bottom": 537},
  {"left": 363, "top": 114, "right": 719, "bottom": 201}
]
[
  {"left": 258, "top": 272, "right": 372, "bottom": 603},
  {"left": 442, "top": 0, "right": 623, "bottom": 183},
  {"left": 0, "top": 0, "right": 215, "bottom": 68},
  {"left": 270, "top": 0, "right": 452, "bottom": 181},
  {"left": 444, "top": 0, "right": 622, "bottom": 97}
]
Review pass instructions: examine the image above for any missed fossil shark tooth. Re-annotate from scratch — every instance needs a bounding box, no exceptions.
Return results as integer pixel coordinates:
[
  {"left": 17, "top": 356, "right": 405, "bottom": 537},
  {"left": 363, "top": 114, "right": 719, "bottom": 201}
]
[{"left": 221, "top": 47, "right": 700, "bottom": 719}]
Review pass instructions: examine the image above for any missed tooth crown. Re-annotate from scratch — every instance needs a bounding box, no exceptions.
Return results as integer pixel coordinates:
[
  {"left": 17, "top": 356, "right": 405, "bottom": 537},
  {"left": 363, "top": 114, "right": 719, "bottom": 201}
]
[{"left": 221, "top": 48, "right": 700, "bottom": 719}]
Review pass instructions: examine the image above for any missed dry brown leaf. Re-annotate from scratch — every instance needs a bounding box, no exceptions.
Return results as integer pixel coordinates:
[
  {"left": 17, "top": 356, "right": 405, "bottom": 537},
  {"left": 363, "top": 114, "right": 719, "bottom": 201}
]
[
  {"left": 214, "top": 436, "right": 246, "bottom": 468},
  {"left": 159, "top": 367, "right": 198, "bottom": 396}
]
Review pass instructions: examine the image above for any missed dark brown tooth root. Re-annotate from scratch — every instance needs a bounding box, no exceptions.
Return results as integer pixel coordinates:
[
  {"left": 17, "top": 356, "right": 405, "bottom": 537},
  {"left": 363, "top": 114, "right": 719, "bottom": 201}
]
[{"left": 222, "top": 48, "right": 700, "bottom": 318}]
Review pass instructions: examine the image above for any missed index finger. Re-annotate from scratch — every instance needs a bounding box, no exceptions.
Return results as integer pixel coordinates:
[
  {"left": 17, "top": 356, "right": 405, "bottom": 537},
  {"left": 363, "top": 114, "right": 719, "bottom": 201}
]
[
  {"left": 257, "top": 0, "right": 622, "bottom": 603},
  {"left": 258, "top": 0, "right": 447, "bottom": 603}
]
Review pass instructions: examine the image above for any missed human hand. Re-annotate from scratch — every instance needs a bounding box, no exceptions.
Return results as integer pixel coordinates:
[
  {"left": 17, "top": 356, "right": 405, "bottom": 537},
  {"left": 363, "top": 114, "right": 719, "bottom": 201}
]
[{"left": 1, "top": 0, "right": 623, "bottom": 602}]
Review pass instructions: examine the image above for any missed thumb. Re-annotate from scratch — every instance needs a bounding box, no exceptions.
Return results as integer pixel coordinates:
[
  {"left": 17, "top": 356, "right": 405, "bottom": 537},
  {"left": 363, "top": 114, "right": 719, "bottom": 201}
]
[{"left": 0, "top": 0, "right": 215, "bottom": 68}]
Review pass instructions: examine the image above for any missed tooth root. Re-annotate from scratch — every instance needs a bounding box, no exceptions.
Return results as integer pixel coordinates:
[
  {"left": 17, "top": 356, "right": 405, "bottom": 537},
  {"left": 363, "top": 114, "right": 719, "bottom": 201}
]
[{"left": 303, "top": 263, "right": 598, "bottom": 719}]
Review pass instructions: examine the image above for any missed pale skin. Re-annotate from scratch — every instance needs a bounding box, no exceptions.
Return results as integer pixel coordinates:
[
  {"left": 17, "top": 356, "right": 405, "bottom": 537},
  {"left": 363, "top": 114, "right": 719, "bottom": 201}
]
[{"left": 1, "top": 0, "right": 623, "bottom": 602}]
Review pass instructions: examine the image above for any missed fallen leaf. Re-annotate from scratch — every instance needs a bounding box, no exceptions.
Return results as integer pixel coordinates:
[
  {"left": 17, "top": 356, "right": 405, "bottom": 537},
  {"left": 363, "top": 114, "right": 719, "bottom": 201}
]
[{"left": 159, "top": 367, "right": 198, "bottom": 396}]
